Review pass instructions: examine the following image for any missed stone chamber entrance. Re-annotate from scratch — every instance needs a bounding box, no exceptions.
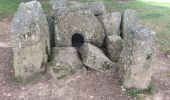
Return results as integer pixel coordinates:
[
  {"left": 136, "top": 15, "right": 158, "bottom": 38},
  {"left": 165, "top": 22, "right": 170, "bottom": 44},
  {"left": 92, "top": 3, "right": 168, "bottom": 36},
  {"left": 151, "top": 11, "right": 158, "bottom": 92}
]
[{"left": 72, "top": 33, "right": 84, "bottom": 47}]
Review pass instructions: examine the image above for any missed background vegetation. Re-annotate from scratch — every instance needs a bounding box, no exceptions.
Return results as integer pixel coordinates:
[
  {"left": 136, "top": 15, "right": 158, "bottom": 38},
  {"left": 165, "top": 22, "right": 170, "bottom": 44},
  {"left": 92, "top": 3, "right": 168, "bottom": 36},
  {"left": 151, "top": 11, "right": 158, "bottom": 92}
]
[{"left": 0, "top": 0, "right": 170, "bottom": 55}]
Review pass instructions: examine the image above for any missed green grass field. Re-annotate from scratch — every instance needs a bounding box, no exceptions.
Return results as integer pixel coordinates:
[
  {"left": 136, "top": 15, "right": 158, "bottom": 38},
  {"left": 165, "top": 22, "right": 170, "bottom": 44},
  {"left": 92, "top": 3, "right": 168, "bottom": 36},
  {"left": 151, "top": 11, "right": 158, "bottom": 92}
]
[
  {"left": 0, "top": 0, "right": 170, "bottom": 55},
  {"left": 0, "top": 0, "right": 20, "bottom": 20}
]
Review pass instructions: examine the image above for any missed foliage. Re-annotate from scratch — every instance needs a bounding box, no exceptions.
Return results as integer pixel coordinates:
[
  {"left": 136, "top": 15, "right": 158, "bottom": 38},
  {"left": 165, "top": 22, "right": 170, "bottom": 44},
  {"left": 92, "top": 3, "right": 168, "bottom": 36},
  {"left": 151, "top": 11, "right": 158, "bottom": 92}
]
[
  {"left": 126, "top": 88, "right": 141, "bottom": 97},
  {"left": 143, "top": 83, "right": 157, "bottom": 94},
  {"left": 126, "top": 83, "right": 156, "bottom": 98}
]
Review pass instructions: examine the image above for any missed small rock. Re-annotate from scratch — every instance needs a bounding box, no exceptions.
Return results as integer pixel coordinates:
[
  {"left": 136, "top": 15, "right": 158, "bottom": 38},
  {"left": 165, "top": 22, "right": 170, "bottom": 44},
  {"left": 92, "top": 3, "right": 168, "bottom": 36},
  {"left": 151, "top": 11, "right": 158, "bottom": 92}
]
[{"left": 7, "top": 94, "right": 12, "bottom": 97}]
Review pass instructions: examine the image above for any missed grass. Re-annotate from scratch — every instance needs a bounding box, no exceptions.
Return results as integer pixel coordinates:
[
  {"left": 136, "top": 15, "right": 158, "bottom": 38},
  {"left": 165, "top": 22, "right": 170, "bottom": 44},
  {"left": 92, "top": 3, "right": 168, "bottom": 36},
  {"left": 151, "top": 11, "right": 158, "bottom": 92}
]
[
  {"left": 0, "top": 0, "right": 170, "bottom": 54},
  {"left": 0, "top": 0, "right": 20, "bottom": 20},
  {"left": 0, "top": 0, "right": 52, "bottom": 20},
  {"left": 126, "top": 83, "right": 156, "bottom": 98},
  {"left": 127, "top": 88, "right": 141, "bottom": 97}
]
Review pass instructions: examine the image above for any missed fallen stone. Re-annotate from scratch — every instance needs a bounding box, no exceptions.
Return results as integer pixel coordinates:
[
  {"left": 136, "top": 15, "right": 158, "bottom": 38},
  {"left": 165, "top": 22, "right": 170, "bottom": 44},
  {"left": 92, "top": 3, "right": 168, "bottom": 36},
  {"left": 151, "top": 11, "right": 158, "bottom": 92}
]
[
  {"left": 48, "top": 47, "right": 86, "bottom": 79},
  {"left": 79, "top": 43, "right": 117, "bottom": 73},
  {"left": 54, "top": 9, "right": 105, "bottom": 47},
  {"left": 10, "top": 1, "right": 50, "bottom": 79},
  {"left": 118, "top": 27, "right": 156, "bottom": 89},
  {"left": 106, "top": 35, "right": 123, "bottom": 62},
  {"left": 98, "top": 12, "right": 121, "bottom": 36}
]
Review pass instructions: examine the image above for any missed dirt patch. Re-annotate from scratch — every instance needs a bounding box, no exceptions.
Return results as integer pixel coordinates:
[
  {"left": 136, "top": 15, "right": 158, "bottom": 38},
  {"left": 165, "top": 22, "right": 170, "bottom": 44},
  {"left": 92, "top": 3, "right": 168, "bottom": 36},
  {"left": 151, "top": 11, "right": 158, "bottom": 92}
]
[
  {"left": 0, "top": 18, "right": 12, "bottom": 47},
  {"left": 0, "top": 18, "right": 170, "bottom": 100}
]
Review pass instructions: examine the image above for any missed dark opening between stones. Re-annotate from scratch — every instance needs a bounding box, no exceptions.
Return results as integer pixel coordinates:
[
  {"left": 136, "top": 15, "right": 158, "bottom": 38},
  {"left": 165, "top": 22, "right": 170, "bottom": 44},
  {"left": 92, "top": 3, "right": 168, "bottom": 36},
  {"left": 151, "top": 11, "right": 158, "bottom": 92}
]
[{"left": 72, "top": 33, "right": 84, "bottom": 47}]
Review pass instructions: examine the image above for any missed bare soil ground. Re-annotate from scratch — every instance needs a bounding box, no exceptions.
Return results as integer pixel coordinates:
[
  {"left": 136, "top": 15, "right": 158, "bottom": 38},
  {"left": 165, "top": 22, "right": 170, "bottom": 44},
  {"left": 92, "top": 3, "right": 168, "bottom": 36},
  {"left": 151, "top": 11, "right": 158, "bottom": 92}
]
[{"left": 0, "top": 18, "right": 169, "bottom": 100}]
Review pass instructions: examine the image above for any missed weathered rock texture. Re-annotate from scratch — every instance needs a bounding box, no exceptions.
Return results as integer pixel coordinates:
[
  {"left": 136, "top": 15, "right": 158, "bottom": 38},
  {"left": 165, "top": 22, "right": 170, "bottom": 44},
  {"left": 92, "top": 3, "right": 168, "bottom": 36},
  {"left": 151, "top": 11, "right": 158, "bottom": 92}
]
[
  {"left": 11, "top": 1, "right": 50, "bottom": 79},
  {"left": 50, "top": 0, "right": 68, "bottom": 10},
  {"left": 118, "top": 27, "right": 155, "bottom": 89},
  {"left": 98, "top": 12, "right": 121, "bottom": 36},
  {"left": 48, "top": 47, "right": 86, "bottom": 79},
  {"left": 81, "top": 2, "right": 106, "bottom": 16},
  {"left": 79, "top": 43, "right": 117, "bottom": 73},
  {"left": 54, "top": 9, "right": 105, "bottom": 47},
  {"left": 106, "top": 35, "right": 123, "bottom": 62},
  {"left": 11, "top": 0, "right": 156, "bottom": 86},
  {"left": 121, "top": 9, "right": 138, "bottom": 39},
  {"left": 119, "top": 9, "right": 156, "bottom": 89}
]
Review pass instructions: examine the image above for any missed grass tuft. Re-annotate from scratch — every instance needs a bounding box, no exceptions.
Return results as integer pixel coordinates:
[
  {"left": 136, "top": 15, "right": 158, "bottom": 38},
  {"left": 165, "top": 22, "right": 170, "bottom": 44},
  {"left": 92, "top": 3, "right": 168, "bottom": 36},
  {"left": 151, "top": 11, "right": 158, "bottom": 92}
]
[
  {"left": 127, "top": 88, "right": 141, "bottom": 97},
  {"left": 126, "top": 83, "right": 157, "bottom": 98}
]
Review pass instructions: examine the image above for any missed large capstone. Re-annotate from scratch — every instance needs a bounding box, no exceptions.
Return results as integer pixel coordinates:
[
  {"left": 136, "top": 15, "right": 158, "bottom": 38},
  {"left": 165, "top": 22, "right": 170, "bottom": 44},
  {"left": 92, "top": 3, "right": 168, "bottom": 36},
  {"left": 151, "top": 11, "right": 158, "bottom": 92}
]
[
  {"left": 79, "top": 43, "right": 117, "bottom": 73},
  {"left": 118, "top": 27, "right": 156, "bottom": 89},
  {"left": 10, "top": 1, "right": 50, "bottom": 79},
  {"left": 121, "top": 9, "right": 138, "bottom": 39},
  {"left": 48, "top": 47, "right": 86, "bottom": 79},
  {"left": 106, "top": 35, "right": 123, "bottom": 62},
  {"left": 54, "top": 8, "right": 105, "bottom": 47},
  {"left": 81, "top": 2, "right": 106, "bottom": 16},
  {"left": 50, "top": 0, "right": 68, "bottom": 10},
  {"left": 98, "top": 12, "right": 121, "bottom": 36}
]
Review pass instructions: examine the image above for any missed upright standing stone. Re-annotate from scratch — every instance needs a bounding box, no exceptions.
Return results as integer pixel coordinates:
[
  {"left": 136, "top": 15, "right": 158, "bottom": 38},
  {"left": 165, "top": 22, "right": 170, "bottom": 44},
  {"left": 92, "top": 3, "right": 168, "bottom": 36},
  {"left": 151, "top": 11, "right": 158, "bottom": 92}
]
[
  {"left": 98, "top": 12, "right": 121, "bottom": 36},
  {"left": 11, "top": 1, "right": 50, "bottom": 79},
  {"left": 106, "top": 35, "right": 123, "bottom": 62},
  {"left": 121, "top": 9, "right": 138, "bottom": 39},
  {"left": 118, "top": 27, "right": 156, "bottom": 89},
  {"left": 119, "top": 9, "right": 156, "bottom": 89}
]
